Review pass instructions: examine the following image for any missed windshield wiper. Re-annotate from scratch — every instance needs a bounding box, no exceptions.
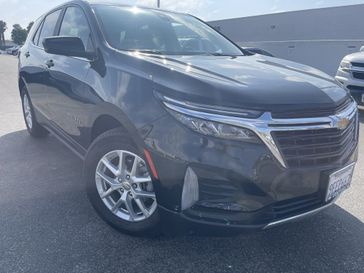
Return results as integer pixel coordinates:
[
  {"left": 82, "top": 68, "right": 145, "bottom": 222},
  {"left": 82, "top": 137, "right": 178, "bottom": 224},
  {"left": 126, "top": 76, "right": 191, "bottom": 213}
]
[
  {"left": 208, "top": 52, "right": 243, "bottom": 57},
  {"left": 135, "top": 50, "right": 165, "bottom": 55},
  {"left": 127, "top": 50, "right": 243, "bottom": 57}
]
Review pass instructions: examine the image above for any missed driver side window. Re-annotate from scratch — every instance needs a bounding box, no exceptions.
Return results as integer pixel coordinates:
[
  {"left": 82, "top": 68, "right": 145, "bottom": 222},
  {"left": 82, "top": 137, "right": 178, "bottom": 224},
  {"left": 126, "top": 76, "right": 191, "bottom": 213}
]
[{"left": 59, "top": 6, "right": 94, "bottom": 53}]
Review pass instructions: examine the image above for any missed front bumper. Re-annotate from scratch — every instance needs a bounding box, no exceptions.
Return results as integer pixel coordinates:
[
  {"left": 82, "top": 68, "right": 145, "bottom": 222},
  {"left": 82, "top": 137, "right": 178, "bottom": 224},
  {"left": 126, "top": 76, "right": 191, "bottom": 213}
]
[
  {"left": 159, "top": 195, "right": 338, "bottom": 232},
  {"left": 336, "top": 69, "right": 364, "bottom": 106},
  {"left": 144, "top": 103, "right": 359, "bottom": 230}
]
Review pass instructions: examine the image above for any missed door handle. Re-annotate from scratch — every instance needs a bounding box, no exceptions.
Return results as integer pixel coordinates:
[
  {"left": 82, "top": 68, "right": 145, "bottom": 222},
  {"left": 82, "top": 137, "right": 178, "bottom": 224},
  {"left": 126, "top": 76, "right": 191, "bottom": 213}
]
[
  {"left": 25, "top": 51, "right": 30, "bottom": 58},
  {"left": 45, "top": 59, "right": 54, "bottom": 68}
]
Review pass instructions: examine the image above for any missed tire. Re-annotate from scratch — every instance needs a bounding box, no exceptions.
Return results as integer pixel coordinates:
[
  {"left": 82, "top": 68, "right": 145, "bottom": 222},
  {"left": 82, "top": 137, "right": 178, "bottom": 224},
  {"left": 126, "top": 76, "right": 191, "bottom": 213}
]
[
  {"left": 21, "top": 87, "right": 48, "bottom": 138},
  {"left": 84, "top": 128, "right": 160, "bottom": 236}
]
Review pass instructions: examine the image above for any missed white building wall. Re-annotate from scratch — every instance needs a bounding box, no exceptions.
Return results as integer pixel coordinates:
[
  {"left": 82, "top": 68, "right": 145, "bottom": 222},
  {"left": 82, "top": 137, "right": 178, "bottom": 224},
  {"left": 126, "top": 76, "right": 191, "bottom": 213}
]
[{"left": 209, "top": 4, "right": 364, "bottom": 76}]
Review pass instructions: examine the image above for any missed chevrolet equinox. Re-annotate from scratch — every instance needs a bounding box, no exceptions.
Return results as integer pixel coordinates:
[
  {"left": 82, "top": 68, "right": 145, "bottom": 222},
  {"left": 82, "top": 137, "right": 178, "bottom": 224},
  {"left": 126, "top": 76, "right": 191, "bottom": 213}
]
[{"left": 18, "top": 1, "right": 359, "bottom": 235}]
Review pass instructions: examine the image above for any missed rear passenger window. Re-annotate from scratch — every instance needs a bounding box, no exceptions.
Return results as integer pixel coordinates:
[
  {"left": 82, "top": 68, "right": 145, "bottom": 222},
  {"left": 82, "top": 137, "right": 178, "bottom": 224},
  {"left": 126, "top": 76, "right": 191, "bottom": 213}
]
[
  {"left": 32, "top": 21, "right": 43, "bottom": 45},
  {"left": 37, "top": 9, "right": 62, "bottom": 47},
  {"left": 59, "top": 7, "right": 94, "bottom": 52}
]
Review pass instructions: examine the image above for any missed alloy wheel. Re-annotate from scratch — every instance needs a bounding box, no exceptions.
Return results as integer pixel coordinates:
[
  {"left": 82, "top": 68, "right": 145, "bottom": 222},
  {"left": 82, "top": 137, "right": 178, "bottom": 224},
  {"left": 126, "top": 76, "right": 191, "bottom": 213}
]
[
  {"left": 95, "top": 150, "right": 157, "bottom": 222},
  {"left": 23, "top": 94, "right": 33, "bottom": 129}
]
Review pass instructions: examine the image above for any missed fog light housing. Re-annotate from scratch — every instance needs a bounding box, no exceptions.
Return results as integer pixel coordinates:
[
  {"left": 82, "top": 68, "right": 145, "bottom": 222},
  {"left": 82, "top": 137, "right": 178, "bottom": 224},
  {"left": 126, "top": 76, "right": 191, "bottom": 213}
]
[{"left": 181, "top": 167, "right": 199, "bottom": 210}]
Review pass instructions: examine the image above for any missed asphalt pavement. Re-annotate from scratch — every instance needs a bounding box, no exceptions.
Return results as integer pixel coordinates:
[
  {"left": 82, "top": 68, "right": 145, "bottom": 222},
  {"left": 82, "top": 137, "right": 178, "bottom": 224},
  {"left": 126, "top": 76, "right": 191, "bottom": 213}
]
[{"left": 0, "top": 55, "right": 363, "bottom": 273}]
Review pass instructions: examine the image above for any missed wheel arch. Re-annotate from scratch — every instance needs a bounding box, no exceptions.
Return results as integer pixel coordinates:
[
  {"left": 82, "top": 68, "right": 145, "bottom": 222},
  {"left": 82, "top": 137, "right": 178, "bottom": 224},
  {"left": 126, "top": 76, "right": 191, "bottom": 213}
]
[
  {"left": 18, "top": 77, "right": 26, "bottom": 94},
  {"left": 90, "top": 114, "right": 126, "bottom": 144},
  {"left": 88, "top": 100, "right": 149, "bottom": 150}
]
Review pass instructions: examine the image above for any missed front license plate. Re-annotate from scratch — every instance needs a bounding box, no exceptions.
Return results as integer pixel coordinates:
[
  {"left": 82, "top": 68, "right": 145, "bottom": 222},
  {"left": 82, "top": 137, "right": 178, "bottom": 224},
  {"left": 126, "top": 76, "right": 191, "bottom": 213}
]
[{"left": 326, "top": 163, "right": 355, "bottom": 202}]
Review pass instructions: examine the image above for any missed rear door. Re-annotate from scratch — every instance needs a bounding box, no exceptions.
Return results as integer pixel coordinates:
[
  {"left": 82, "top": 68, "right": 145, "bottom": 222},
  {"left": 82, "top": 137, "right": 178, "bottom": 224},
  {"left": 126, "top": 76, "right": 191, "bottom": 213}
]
[
  {"left": 44, "top": 5, "right": 96, "bottom": 149},
  {"left": 23, "top": 9, "right": 62, "bottom": 121}
]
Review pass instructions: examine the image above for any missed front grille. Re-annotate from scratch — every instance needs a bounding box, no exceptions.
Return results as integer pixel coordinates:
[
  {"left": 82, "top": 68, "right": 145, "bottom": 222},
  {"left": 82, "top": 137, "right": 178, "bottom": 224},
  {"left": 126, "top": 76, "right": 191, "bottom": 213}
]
[
  {"left": 351, "top": 62, "right": 364, "bottom": 68},
  {"left": 273, "top": 194, "right": 322, "bottom": 219},
  {"left": 272, "top": 98, "right": 352, "bottom": 119},
  {"left": 352, "top": 72, "right": 364, "bottom": 80},
  {"left": 347, "top": 86, "right": 364, "bottom": 105},
  {"left": 272, "top": 114, "right": 358, "bottom": 168},
  {"left": 347, "top": 85, "right": 364, "bottom": 91}
]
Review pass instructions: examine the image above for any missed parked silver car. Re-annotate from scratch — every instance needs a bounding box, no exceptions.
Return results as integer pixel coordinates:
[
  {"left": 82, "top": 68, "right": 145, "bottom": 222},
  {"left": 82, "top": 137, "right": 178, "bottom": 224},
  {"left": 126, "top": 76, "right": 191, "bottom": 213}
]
[
  {"left": 336, "top": 47, "right": 364, "bottom": 106},
  {"left": 6, "top": 46, "right": 21, "bottom": 56}
]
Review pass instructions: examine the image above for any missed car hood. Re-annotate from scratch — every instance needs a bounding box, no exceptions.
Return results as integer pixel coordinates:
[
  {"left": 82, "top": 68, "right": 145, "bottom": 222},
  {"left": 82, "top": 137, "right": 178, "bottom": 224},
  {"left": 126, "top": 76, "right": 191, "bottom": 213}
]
[
  {"left": 143, "top": 54, "right": 349, "bottom": 113},
  {"left": 343, "top": 51, "right": 364, "bottom": 63}
]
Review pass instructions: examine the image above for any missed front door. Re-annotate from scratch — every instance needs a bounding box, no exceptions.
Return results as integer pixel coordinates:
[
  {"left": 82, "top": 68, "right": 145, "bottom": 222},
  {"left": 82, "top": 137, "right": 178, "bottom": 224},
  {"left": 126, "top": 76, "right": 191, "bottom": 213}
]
[{"left": 44, "top": 6, "right": 96, "bottom": 147}]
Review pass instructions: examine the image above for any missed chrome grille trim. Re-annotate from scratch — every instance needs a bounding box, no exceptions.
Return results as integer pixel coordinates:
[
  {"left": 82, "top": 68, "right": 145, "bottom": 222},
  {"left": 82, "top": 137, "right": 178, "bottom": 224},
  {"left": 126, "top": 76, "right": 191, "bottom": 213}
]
[{"left": 163, "top": 98, "right": 358, "bottom": 168}]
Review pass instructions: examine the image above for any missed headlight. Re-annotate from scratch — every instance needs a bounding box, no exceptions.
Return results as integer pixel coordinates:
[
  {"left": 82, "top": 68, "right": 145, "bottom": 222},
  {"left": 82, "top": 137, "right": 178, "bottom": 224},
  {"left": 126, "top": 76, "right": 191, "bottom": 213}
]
[
  {"left": 170, "top": 111, "right": 259, "bottom": 142},
  {"left": 339, "top": 60, "right": 352, "bottom": 72},
  {"left": 158, "top": 94, "right": 261, "bottom": 143}
]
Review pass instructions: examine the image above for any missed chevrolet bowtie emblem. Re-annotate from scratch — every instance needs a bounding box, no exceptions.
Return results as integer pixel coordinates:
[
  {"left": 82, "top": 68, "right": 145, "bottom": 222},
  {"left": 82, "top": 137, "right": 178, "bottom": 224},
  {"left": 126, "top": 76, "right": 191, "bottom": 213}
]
[{"left": 336, "top": 117, "right": 351, "bottom": 130}]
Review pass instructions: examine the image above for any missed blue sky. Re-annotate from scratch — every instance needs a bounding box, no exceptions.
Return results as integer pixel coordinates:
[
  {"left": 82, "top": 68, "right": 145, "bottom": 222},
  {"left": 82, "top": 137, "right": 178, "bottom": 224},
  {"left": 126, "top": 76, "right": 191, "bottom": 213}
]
[{"left": 1, "top": 0, "right": 364, "bottom": 39}]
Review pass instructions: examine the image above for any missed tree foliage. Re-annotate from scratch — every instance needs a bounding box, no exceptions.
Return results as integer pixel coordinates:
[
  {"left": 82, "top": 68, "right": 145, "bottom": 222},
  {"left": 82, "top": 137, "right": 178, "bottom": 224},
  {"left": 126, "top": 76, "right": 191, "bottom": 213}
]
[
  {"left": 0, "top": 20, "right": 7, "bottom": 46},
  {"left": 11, "top": 24, "right": 27, "bottom": 45},
  {"left": 27, "top": 22, "right": 34, "bottom": 33}
]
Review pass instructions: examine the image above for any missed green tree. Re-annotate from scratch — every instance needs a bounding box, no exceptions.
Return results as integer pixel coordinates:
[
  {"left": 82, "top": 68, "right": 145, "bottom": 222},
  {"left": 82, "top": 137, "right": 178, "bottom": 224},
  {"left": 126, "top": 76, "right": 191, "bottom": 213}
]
[
  {"left": 11, "top": 24, "right": 27, "bottom": 45},
  {"left": 26, "top": 22, "right": 34, "bottom": 33},
  {"left": 0, "top": 20, "right": 7, "bottom": 46}
]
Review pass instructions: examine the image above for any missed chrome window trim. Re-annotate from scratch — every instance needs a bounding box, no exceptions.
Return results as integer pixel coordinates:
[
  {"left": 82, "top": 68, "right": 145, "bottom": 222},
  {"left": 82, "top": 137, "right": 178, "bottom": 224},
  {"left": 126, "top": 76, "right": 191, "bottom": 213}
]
[{"left": 163, "top": 96, "right": 358, "bottom": 168}]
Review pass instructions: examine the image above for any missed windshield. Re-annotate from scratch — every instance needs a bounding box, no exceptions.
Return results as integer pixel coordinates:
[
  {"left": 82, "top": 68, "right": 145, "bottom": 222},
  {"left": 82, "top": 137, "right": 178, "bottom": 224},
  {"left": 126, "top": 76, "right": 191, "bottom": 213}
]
[{"left": 93, "top": 5, "right": 244, "bottom": 56}]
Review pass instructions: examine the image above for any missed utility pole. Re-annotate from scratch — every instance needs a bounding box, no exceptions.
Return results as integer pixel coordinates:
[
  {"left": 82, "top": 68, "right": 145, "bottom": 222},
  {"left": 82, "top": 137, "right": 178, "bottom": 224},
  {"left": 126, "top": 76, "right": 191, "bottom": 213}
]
[{"left": 157, "top": 0, "right": 160, "bottom": 8}]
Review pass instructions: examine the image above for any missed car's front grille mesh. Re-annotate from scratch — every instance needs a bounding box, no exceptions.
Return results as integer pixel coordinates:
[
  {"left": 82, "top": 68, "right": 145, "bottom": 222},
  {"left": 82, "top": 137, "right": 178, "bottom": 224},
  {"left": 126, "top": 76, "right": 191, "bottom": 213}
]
[
  {"left": 272, "top": 114, "right": 358, "bottom": 168},
  {"left": 351, "top": 62, "right": 364, "bottom": 68},
  {"left": 352, "top": 72, "right": 364, "bottom": 80}
]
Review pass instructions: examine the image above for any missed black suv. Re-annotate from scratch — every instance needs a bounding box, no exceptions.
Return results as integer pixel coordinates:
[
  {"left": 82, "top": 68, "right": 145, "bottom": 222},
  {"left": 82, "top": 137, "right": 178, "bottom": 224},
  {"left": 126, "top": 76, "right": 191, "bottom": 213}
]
[{"left": 18, "top": 1, "right": 359, "bottom": 235}]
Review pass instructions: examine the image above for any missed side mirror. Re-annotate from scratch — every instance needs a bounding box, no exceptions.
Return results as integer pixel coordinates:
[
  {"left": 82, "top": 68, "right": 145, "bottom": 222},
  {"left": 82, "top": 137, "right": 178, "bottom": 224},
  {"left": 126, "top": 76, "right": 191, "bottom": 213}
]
[
  {"left": 43, "top": 36, "right": 94, "bottom": 59},
  {"left": 360, "top": 46, "right": 364, "bottom": 52}
]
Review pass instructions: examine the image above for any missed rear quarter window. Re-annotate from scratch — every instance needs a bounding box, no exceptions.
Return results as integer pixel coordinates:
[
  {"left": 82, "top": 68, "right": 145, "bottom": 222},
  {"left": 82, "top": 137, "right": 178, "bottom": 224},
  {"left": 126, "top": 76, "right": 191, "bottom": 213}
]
[{"left": 32, "top": 20, "right": 43, "bottom": 45}]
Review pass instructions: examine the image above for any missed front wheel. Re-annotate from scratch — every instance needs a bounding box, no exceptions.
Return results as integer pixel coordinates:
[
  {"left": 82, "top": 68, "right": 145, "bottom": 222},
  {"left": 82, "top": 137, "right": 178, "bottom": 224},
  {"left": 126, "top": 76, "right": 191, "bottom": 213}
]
[{"left": 84, "top": 129, "right": 160, "bottom": 235}]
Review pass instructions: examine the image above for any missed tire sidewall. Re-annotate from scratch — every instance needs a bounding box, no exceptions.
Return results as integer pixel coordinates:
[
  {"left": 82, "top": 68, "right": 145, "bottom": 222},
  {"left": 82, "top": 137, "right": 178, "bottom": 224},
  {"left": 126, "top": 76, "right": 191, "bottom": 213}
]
[
  {"left": 20, "top": 87, "right": 48, "bottom": 137},
  {"left": 20, "top": 88, "right": 33, "bottom": 132},
  {"left": 84, "top": 130, "right": 160, "bottom": 235}
]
